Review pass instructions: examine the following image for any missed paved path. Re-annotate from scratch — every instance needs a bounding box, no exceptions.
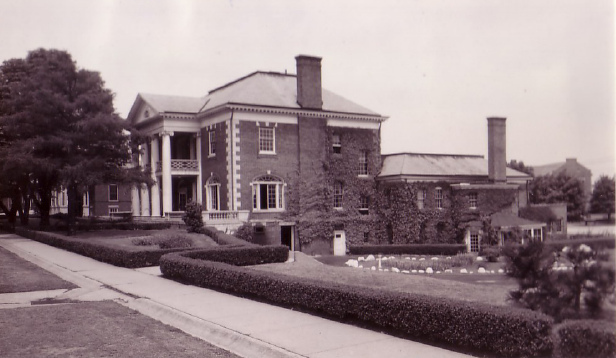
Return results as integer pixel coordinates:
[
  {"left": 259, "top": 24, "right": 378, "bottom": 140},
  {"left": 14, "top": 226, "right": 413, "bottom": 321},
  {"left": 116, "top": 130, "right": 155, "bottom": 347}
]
[{"left": 0, "top": 234, "right": 474, "bottom": 358}]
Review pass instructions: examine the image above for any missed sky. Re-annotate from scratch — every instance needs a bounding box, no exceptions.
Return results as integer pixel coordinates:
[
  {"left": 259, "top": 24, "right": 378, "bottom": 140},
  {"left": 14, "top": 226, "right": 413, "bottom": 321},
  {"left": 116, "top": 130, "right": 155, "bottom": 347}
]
[{"left": 1, "top": 0, "right": 614, "bottom": 181}]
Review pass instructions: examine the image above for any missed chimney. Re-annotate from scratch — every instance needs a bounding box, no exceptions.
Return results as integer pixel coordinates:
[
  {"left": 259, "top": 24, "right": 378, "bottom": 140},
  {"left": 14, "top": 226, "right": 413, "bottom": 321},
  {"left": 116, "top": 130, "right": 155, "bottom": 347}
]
[
  {"left": 487, "top": 117, "right": 507, "bottom": 183},
  {"left": 295, "top": 55, "right": 322, "bottom": 109}
]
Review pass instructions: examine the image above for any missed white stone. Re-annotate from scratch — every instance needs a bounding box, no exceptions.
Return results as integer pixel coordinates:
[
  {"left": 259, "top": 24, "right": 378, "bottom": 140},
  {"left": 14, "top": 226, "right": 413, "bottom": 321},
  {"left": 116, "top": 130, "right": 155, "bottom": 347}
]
[
  {"left": 419, "top": 258, "right": 426, "bottom": 261},
  {"left": 358, "top": 265, "right": 363, "bottom": 268},
  {"left": 371, "top": 266, "right": 376, "bottom": 271},
  {"left": 412, "top": 257, "right": 417, "bottom": 261},
  {"left": 490, "top": 270, "right": 495, "bottom": 274},
  {"left": 436, "top": 271, "right": 441, "bottom": 274},
  {"left": 392, "top": 267, "right": 400, "bottom": 273},
  {"left": 446, "top": 256, "right": 452, "bottom": 260},
  {"left": 358, "top": 257, "right": 365, "bottom": 261},
  {"left": 431, "top": 257, "right": 439, "bottom": 261},
  {"left": 476, "top": 256, "right": 484, "bottom": 261},
  {"left": 389, "top": 256, "right": 396, "bottom": 260},
  {"left": 366, "top": 255, "right": 375, "bottom": 261},
  {"left": 405, "top": 257, "right": 411, "bottom": 260},
  {"left": 419, "top": 270, "right": 425, "bottom": 273},
  {"left": 460, "top": 268, "right": 468, "bottom": 274},
  {"left": 469, "top": 271, "right": 474, "bottom": 274},
  {"left": 426, "top": 267, "right": 434, "bottom": 274},
  {"left": 345, "top": 259, "right": 359, "bottom": 268},
  {"left": 498, "top": 269, "right": 504, "bottom": 274},
  {"left": 402, "top": 270, "right": 410, "bottom": 274},
  {"left": 382, "top": 257, "right": 388, "bottom": 261},
  {"left": 478, "top": 267, "right": 486, "bottom": 273},
  {"left": 445, "top": 269, "right": 453, "bottom": 273},
  {"left": 411, "top": 270, "right": 418, "bottom": 273}
]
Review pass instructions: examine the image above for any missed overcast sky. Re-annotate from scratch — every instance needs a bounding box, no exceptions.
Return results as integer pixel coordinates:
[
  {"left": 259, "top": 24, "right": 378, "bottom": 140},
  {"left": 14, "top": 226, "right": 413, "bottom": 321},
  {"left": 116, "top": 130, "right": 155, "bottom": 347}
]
[{"left": 1, "top": 0, "right": 614, "bottom": 180}]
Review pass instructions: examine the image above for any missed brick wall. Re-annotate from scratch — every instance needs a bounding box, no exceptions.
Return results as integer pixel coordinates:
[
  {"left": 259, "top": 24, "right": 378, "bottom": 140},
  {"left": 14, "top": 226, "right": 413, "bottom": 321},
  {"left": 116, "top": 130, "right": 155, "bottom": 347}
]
[
  {"left": 201, "top": 122, "right": 229, "bottom": 209},
  {"left": 91, "top": 183, "right": 132, "bottom": 216}
]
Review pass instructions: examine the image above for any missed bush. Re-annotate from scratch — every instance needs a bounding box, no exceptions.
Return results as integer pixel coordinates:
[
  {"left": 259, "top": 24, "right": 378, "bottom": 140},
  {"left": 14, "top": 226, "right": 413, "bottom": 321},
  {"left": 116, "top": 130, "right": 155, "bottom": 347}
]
[
  {"left": 131, "top": 233, "right": 194, "bottom": 249},
  {"left": 349, "top": 244, "right": 466, "bottom": 256},
  {"left": 554, "top": 320, "right": 616, "bottom": 358},
  {"left": 182, "top": 202, "right": 204, "bottom": 233},
  {"left": 160, "top": 248, "right": 553, "bottom": 357},
  {"left": 233, "top": 222, "right": 255, "bottom": 243},
  {"left": 479, "top": 245, "right": 501, "bottom": 262},
  {"left": 15, "top": 227, "right": 194, "bottom": 268},
  {"left": 200, "top": 226, "right": 256, "bottom": 246},
  {"left": 546, "top": 236, "right": 615, "bottom": 251},
  {"left": 382, "top": 253, "right": 475, "bottom": 272}
]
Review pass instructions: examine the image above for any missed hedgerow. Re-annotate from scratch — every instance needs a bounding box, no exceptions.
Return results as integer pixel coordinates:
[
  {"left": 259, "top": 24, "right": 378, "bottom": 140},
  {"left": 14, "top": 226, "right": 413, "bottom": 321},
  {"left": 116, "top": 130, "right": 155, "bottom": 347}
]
[
  {"left": 160, "top": 248, "right": 553, "bottom": 357},
  {"left": 15, "top": 227, "right": 194, "bottom": 268},
  {"left": 554, "top": 320, "right": 616, "bottom": 358},
  {"left": 349, "top": 244, "right": 466, "bottom": 256}
]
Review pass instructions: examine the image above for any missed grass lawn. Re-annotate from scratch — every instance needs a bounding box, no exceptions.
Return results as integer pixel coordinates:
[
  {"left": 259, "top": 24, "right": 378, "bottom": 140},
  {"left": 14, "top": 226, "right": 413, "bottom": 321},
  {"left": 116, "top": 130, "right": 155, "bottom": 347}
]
[
  {"left": 0, "top": 246, "right": 77, "bottom": 294},
  {"left": 0, "top": 301, "right": 240, "bottom": 358},
  {"left": 251, "top": 253, "right": 516, "bottom": 306}
]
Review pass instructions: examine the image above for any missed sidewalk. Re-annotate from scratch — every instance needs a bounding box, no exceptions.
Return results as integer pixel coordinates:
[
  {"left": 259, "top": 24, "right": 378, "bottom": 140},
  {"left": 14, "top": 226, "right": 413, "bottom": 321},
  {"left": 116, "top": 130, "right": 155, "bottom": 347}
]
[{"left": 0, "top": 234, "right": 473, "bottom": 358}]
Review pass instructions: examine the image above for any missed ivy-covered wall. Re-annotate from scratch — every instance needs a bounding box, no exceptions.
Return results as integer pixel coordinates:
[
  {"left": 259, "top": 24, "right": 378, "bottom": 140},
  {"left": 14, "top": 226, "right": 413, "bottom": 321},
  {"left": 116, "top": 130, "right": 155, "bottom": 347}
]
[{"left": 373, "top": 182, "right": 519, "bottom": 245}]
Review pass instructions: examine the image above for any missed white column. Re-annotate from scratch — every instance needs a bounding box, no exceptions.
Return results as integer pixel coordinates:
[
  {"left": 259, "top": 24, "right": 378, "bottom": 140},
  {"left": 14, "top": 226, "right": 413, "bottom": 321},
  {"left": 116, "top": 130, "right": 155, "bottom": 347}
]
[
  {"left": 161, "top": 131, "right": 173, "bottom": 215},
  {"left": 195, "top": 132, "right": 203, "bottom": 205},
  {"left": 140, "top": 144, "right": 150, "bottom": 216},
  {"left": 131, "top": 186, "right": 140, "bottom": 215},
  {"left": 150, "top": 137, "right": 161, "bottom": 217}
]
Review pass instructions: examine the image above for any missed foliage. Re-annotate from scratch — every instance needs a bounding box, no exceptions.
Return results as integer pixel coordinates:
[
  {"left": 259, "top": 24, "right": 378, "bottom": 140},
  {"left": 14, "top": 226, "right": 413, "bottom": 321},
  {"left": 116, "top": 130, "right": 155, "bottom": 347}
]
[
  {"left": 181, "top": 201, "right": 203, "bottom": 233},
  {"left": 177, "top": 245, "right": 289, "bottom": 266},
  {"left": 503, "top": 241, "right": 615, "bottom": 322},
  {"left": 590, "top": 175, "right": 615, "bottom": 220},
  {"left": 508, "top": 159, "right": 534, "bottom": 175},
  {"left": 161, "top": 250, "right": 554, "bottom": 357},
  {"left": 554, "top": 319, "right": 616, "bottom": 358},
  {"left": 479, "top": 245, "right": 501, "bottom": 262},
  {"left": 15, "top": 227, "right": 194, "bottom": 268},
  {"left": 0, "top": 49, "right": 150, "bottom": 230},
  {"left": 381, "top": 253, "right": 476, "bottom": 272},
  {"left": 132, "top": 233, "right": 193, "bottom": 249},
  {"left": 529, "top": 173, "right": 586, "bottom": 221},
  {"left": 233, "top": 222, "right": 255, "bottom": 243},
  {"left": 519, "top": 206, "right": 558, "bottom": 223},
  {"left": 200, "top": 226, "right": 256, "bottom": 246},
  {"left": 348, "top": 244, "right": 466, "bottom": 256}
]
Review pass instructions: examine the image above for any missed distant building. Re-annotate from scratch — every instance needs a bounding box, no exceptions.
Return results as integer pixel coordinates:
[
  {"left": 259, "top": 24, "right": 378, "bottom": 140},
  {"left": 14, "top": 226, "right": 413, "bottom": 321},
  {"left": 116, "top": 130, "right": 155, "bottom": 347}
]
[{"left": 533, "top": 158, "right": 592, "bottom": 209}]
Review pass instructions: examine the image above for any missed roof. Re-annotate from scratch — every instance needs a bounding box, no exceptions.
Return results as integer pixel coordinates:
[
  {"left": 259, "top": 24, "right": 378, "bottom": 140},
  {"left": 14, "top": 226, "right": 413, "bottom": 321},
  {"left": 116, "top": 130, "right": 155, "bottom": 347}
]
[
  {"left": 532, "top": 158, "right": 592, "bottom": 177},
  {"left": 532, "top": 162, "right": 565, "bottom": 177},
  {"left": 130, "top": 71, "right": 384, "bottom": 121},
  {"left": 378, "top": 153, "right": 531, "bottom": 181},
  {"left": 490, "top": 212, "right": 544, "bottom": 228}
]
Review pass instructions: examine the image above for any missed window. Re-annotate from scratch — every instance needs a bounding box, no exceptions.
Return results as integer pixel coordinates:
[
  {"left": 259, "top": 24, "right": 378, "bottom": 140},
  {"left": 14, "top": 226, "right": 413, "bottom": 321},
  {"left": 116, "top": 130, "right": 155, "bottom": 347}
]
[
  {"left": 259, "top": 127, "right": 275, "bottom": 154},
  {"left": 533, "top": 228, "right": 543, "bottom": 241},
  {"left": 469, "top": 193, "right": 478, "bottom": 209},
  {"left": 435, "top": 187, "right": 443, "bottom": 209},
  {"left": 359, "top": 196, "right": 369, "bottom": 215},
  {"left": 333, "top": 181, "right": 344, "bottom": 209},
  {"left": 252, "top": 175, "right": 284, "bottom": 211},
  {"left": 208, "top": 130, "right": 216, "bottom": 156},
  {"left": 109, "top": 184, "right": 118, "bottom": 202},
  {"left": 470, "top": 233, "right": 480, "bottom": 252},
  {"left": 206, "top": 177, "right": 220, "bottom": 211},
  {"left": 417, "top": 190, "right": 426, "bottom": 209},
  {"left": 358, "top": 151, "right": 369, "bottom": 176},
  {"left": 551, "top": 219, "right": 563, "bottom": 233},
  {"left": 332, "top": 134, "right": 341, "bottom": 154},
  {"left": 108, "top": 206, "right": 119, "bottom": 216}
]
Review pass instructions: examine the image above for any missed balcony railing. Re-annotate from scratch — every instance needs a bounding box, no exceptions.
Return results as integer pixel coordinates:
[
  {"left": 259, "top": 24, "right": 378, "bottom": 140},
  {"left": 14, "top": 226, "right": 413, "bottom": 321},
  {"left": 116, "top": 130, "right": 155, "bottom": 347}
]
[
  {"left": 156, "top": 160, "right": 199, "bottom": 173},
  {"left": 204, "top": 210, "right": 250, "bottom": 223}
]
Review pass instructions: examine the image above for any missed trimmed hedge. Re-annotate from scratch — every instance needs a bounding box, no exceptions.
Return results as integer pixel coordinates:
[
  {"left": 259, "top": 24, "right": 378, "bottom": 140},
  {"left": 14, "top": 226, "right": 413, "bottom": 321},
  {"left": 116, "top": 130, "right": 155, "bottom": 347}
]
[
  {"left": 200, "top": 226, "right": 256, "bottom": 246},
  {"left": 15, "top": 227, "right": 194, "bottom": 268},
  {"left": 554, "top": 320, "right": 616, "bottom": 358},
  {"left": 160, "top": 248, "right": 553, "bottom": 358},
  {"left": 349, "top": 244, "right": 466, "bottom": 256}
]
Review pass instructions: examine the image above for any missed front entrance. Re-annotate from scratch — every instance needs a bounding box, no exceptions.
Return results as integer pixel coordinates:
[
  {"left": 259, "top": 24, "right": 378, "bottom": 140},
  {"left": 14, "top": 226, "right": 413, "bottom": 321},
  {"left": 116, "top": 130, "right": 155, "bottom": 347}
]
[
  {"left": 333, "top": 230, "right": 346, "bottom": 256},
  {"left": 281, "top": 225, "right": 294, "bottom": 251}
]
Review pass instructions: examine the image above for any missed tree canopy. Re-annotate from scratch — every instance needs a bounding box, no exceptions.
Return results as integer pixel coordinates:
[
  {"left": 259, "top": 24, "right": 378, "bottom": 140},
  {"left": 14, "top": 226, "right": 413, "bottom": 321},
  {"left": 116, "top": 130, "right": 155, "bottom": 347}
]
[
  {"left": 0, "top": 48, "right": 149, "bottom": 230},
  {"left": 529, "top": 173, "right": 586, "bottom": 221},
  {"left": 590, "top": 175, "right": 615, "bottom": 220},
  {"left": 507, "top": 159, "right": 534, "bottom": 176}
]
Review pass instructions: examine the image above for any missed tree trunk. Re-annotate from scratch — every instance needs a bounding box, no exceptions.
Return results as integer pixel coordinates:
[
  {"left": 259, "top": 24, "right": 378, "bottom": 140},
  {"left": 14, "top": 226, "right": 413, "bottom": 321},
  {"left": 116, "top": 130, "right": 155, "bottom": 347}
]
[
  {"left": 66, "top": 184, "right": 79, "bottom": 236},
  {"left": 36, "top": 188, "right": 52, "bottom": 230}
]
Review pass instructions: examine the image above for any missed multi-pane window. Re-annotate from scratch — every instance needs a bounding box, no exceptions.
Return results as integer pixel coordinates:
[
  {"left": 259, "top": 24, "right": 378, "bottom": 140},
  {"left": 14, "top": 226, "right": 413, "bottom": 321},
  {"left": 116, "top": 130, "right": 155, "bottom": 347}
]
[
  {"left": 435, "top": 187, "right": 443, "bottom": 209},
  {"left": 470, "top": 233, "right": 480, "bottom": 252},
  {"left": 109, "top": 184, "right": 118, "bottom": 202},
  {"left": 252, "top": 175, "right": 284, "bottom": 211},
  {"left": 417, "top": 190, "right": 426, "bottom": 209},
  {"left": 332, "top": 134, "right": 341, "bottom": 154},
  {"left": 359, "top": 196, "right": 369, "bottom": 215},
  {"left": 358, "top": 151, "right": 368, "bottom": 176},
  {"left": 533, "top": 228, "right": 543, "bottom": 241},
  {"left": 259, "top": 127, "right": 275, "bottom": 154},
  {"left": 208, "top": 130, "right": 216, "bottom": 156},
  {"left": 469, "top": 192, "right": 478, "bottom": 209},
  {"left": 333, "top": 181, "right": 344, "bottom": 209},
  {"left": 206, "top": 177, "right": 220, "bottom": 211},
  {"left": 551, "top": 219, "right": 563, "bottom": 233}
]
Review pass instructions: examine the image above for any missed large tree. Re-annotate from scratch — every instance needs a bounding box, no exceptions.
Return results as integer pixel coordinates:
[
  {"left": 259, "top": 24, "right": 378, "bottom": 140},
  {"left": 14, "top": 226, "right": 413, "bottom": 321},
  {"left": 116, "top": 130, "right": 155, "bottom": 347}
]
[
  {"left": 529, "top": 173, "right": 586, "bottom": 221},
  {"left": 0, "top": 49, "right": 149, "bottom": 231},
  {"left": 589, "top": 175, "right": 615, "bottom": 220}
]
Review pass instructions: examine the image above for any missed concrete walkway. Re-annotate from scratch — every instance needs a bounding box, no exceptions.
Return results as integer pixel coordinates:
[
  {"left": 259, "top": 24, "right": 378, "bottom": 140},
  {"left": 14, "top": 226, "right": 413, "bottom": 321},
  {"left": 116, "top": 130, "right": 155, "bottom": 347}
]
[{"left": 0, "top": 234, "right": 474, "bottom": 358}]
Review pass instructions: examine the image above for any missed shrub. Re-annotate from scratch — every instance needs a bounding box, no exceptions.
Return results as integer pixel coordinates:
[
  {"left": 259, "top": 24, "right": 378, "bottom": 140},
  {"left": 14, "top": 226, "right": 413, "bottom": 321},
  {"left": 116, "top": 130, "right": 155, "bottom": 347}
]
[
  {"left": 554, "top": 320, "right": 616, "bottom": 358},
  {"left": 160, "top": 248, "right": 553, "bottom": 358},
  {"left": 233, "top": 222, "right": 255, "bottom": 243},
  {"left": 182, "top": 201, "right": 204, "bottom": 233},
  {"left": 382, "top": 253, "right": 475, "bottom": 272},
  {"left": 479, "top": 245, "right": 501, "bottom": 262},
  {"left": 349, "top": 244, "right": 466, "bottom": 256},
  {"left": 200, "top": 226, "right": 255, "bottom": 246},
  {"left": 132, "top": 233, "right": 194, "bottom": 249},
  {"left": 546, "top": 236, "right": 615, "bottom": 251}
]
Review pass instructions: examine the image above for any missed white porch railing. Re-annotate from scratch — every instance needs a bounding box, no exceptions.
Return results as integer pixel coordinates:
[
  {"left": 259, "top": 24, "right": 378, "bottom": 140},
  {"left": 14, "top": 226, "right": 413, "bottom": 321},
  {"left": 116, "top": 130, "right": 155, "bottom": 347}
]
[
  {"left": 156, "top": 160, "right": 199, "bottom": 173},
  {"left": 204, "top": 210, "right": 250, "bottom": 222}
]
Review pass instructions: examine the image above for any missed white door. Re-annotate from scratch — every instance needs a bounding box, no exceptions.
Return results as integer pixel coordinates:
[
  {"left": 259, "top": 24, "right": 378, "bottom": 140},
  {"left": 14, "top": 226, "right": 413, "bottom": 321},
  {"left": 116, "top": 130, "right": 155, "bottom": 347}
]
[{"left": 333, "top": 230, "right": 346, "bottom": 256}]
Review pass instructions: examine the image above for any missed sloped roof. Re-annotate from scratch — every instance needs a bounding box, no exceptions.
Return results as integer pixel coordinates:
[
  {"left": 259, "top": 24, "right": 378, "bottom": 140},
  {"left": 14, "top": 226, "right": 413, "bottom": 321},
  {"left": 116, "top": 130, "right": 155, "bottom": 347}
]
[
  {"left": 490, "top": 212, "right": 544, "bottom": 228},
  {"left": 132, "top": 71, "right": 383, "bottom": 120},
  {"left": 378, "top": 153, "right": 530, "bottom": 181},
  {"left": 532, "top": 162, "right": 565, "bottom": 177}
]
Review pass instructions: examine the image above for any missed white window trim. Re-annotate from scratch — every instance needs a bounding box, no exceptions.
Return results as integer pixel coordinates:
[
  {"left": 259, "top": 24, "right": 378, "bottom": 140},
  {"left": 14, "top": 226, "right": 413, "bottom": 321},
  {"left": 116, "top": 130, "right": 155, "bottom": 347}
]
[
  {"left": 333, "top": 182, "right": 344, "bottom": 210},
  {"left": 358, "top": 151, "right": 369, "bottom": 177},
  {"left": 251, "top": 176, "right": 285, "bottom": 212},
  {"left": 469, "top": 193, "right": 478, "bottom": 210},
  {"left": 206, "top": 183, "right": 220, "bottom": 211},
  {"left": 258, "top": 127, "right": 276, "bottom": 155},
  {"left": 417, "top": 190, "right": 426, "bottom": 210},
  {"left": 208, "top": 130, "right": 216, "bottom": 157},
  {"left": 108, "top": 205, "right": 119, "bottom": 216},
  {"left": 435, "top": 187, "right": 443, "bottom": 209}
]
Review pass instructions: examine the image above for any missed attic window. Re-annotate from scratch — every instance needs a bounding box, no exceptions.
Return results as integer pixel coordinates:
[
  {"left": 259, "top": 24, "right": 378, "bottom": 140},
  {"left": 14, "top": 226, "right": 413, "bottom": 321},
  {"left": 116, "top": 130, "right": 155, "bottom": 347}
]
[{"left": 144, "top": 110, "right": 150, "bottom": 118}]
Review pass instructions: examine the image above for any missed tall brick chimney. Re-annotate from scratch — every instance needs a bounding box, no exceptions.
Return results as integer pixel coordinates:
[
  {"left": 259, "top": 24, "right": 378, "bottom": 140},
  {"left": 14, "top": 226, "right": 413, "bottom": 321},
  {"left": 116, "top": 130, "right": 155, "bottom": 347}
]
[
  {"left": 487, "top": 117, "right": 507, "bottom": 183},
  {"left": 295, "top": 55, "right": 322, "bottom": 109}
]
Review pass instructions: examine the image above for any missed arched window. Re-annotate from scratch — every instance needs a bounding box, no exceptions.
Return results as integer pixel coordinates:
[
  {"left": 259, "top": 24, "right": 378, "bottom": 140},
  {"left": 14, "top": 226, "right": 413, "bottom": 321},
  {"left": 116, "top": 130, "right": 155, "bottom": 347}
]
[
  {"left": 251, "top": 175, "right": 285, "bottom": 211},
  {"left": 206, "top": 176, "right": 220, "bottom": 211}
]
